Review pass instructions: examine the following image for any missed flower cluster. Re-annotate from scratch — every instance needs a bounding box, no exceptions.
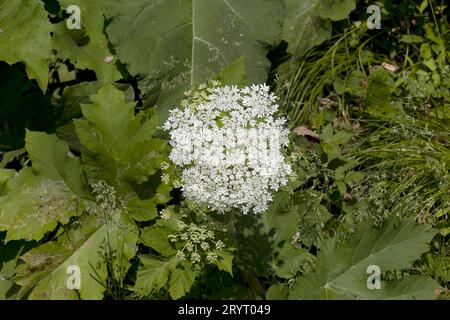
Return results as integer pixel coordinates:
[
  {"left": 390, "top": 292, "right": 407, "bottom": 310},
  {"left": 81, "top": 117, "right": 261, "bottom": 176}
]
[
  {"left": 169, "top": 221, "right": 225, "bottom": 264},
  {"left": 164, "top": 83, "right": 292, "bottom": 214},
  {"left": 88, "top": 180, "right": 123, "bottom": 221},
  {"left": 159, "top": 208, "right": 172, "bottom": 220}
]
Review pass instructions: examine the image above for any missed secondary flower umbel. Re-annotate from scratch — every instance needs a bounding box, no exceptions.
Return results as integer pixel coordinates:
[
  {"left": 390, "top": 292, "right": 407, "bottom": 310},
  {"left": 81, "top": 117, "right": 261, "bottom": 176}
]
[{"left": 164, "top": 83, "right": 292, "bottom": 214}]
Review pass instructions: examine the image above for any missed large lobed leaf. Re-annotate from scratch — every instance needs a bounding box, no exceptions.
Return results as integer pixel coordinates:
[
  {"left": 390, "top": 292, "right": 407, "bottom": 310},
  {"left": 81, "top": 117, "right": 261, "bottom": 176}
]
[
  {"left": 74, "top": 84, "right": 172, "bottom": 221},
  {"left": 282, "top": 0, "right": 355, "bottom": 59},
  {"left": 15, "top": 213, "right": 138, "bottom": 299},
  {"left": 104, "top": 0, "right": 285, "bottom": 121},
  {"left": 0, "top": 126, "right": 138, "bottom": 299},
  {"left": 0, "top": 0, "right": 52, "bottom": 91},
  {"left": 133, "top": 255, "right": 197, "bottom": 300},
  {"left": 0, "top": 131, "right": 88, "bottom": 242},
  {"left": 74, "top": 84, "right": 167, "bottom": 187},
  {"left": 26, "top": 131, "right": 88, "bottom": 197},
  {"left": 52, "top": 0, "right": 121, "bottom": 82},
  {"left": 365, "top": 68, "right": 399, "bottom": 117},
  {"left": 289, "top": 218, "right": 441, "bottom": 300}
]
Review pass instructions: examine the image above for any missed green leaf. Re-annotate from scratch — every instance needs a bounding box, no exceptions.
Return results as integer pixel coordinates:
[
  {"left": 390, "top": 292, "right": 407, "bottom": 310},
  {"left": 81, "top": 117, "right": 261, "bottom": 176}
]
[
  {"left": 373, "top": 276, "right": 441, "bottom": 300},
  {"left": 289, "top": 219, "right": 440, "bottom": 300},
  {"left": 0, "top": 232, "right": 32, "bottom": 268},
  {"left": 53, "top": 82, "right": 135, "bottom": 152},
  {"left": 321, "top": 130, "right": 352, "bottom": 159},
  {"left": 26, "top": 131, "right": 88, "bottom": 198},
  {"left": 282, "top": 0, "right": 355, "bottom": 59},
  {"left": 134, "top": 255, "right": 197, "bottom": 299},
  {"left": 168, "top": 262, "right": 197, "bottom": 300},
  {"left": 125, "top": 197, "right": 159, "bottom": 222},
  {"left": 423, "top": 59, "right": 437, "bottom": 72},
  {"left": 15, "top": 213, "right": 138, "bottom": 300},
  {"left": 328, "top": 131, "right": 352, "bottom": 145},
  {"left": 0, "top": 170, "right": 81, "bottom": 241},
  {"left": 134, "top": 255, "right": 172, "bottom": 296},
  {"left": 53, "top": 81, "right": 103, "bottom": 126},
  {"left": 214, "top": 250, "right": 234, "bottom": 275},
  {"left": 212, "top": 57, "right": 247, "bottom": 86},
  {"left": 262, "top": 192, "right": 313, "bottom": 279},
  {"left": 105, "top": 0, "right": 285, "bottom": 122},
  {"left": 293, "top": 190, "right": 331, "bottom": 249},
  {"left": 400, "top": 35, "right": 424, "bottom": 44},
  {"left": 0, "top": 261, "right": 17, "bottom": 299},
  {"left": 274, "top": 245, "right": 314, "bottom": 279},
  {"left": 52, "top": 0, "right": 120, "bottom": 81},
  {"left": 336, "top": 181, "right": 347, "bottom": 195},
  {"left": 54, "top": 82, "right": 135, "bottom": 127},
  {"left": 333, "top": 71, "right": 365, "bottom": 97},
  {"left": 141, "top": 225, "right": 177, "bottom": 256},
  {"left": 0, "top": 279, "right": 15, "bottom": 299},
  {"left": 366, "top": 69, "right": 398, "bottom": 117},
  {"left": 319, "top": 0, "right": 355, "bottom": 21},
  {"left": 418, "top": 0, "right": 428, "bottom": 14},
  {"left": 0, "top": 0, "right": 52, "bottom": 91},
  {"left": 320, "top": 124, "right": 333, "bottom": 141},
  {"left": 0, "top": 148, "right": 26, "bottom": 169},
  {"left": 0, "top": 169, "right": 14, "bottom": 193},
  {"left": 344, "top": 171, "right": 364, "bottom": 184},
  {"left": 266, "top": 283, "right": 289, "bottom": 300},
  {"left": 0, "top": 130, "right": 89, "bottom": 241},
  {"left": 322, "top": 142, "right": 341, "bottom": 159},
  {"left": 234, "top": 191, "right": 311, "bottom": 278},
  {"left": 282, "top": 0, "right": 330, "bottom": 59},
  {"left": 74, "top": 84, "right": 170, "bottom": 200},
  {"left": 74, "top": 84, "right": 172, "bottom": 222}
]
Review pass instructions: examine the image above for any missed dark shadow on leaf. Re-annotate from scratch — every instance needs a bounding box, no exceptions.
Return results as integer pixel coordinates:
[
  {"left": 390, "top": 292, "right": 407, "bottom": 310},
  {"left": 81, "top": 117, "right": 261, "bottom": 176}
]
[
  {"left": 234, "top": 214, "right": 277, "bottom": 277},
  {"left": 130, "top": 170, "right": 161, "bottom": 199}
]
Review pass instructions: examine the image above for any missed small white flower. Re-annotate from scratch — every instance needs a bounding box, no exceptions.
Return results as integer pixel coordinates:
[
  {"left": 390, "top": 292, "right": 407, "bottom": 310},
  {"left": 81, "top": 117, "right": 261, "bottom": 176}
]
[
  {"left": 159, "top": 208, "right": 171, "bottom": 220},
  {"left": 206, "top": 251, "right": 218, "bottom": 263},
  {"left": 89, "top": 180, "right": 120, "bottom": 215},
  {"left": 173, "top": 179, "right": 182, "bottom": 188},
  {"left": 176, "top": 251, "right": 185, "bottom": 261},
  {"left": 161, "top": 162, "right": 170, "bottom": 170},
  {"left": 191, "top": 252, "right": 201, "bottom": 263},
  {"left": 215, "top": 240, "right": 225, "bottom": 251},
  {"left": 161, "top": 173, "right": 170, "bottom": 184},
  {"left": 171, "top": 222, "right": 225, "bottom": 265},
  {"left": 186, "top": 243, "right": 194, "bottom": 252},
  {"left": 177, "top": 220, "right": 187, "bottom": 230},
  {"left": 200, "top": 242, "right": 210, "bottom": 251}
]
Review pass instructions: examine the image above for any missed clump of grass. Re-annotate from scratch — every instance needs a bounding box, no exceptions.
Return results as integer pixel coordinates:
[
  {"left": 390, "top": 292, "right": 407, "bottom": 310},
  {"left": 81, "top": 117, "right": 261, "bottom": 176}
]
[
  {"left": 277, "top": 26, "right": 386, "bottom": 127},
  {"left": 347, "top": 116, "right": 449, "bottom": 225}
]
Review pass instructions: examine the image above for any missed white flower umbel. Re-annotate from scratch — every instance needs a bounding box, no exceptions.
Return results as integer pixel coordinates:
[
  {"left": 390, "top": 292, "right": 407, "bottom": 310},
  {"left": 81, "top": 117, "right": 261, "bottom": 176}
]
[{"left": 164, "top": 83, "right": 292, "bottom": 214}]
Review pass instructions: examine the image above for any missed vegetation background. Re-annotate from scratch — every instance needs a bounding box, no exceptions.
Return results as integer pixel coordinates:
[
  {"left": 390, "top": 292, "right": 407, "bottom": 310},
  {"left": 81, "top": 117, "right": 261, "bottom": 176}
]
[{"left": 0, "top": 0, "right": 448, "bottom": 300}]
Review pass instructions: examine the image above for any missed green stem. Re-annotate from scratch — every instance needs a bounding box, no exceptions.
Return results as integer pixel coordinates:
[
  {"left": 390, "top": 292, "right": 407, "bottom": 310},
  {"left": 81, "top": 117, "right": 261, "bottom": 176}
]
[{"left": 226, "top": 210, "right": 238, "bottom": 249}]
